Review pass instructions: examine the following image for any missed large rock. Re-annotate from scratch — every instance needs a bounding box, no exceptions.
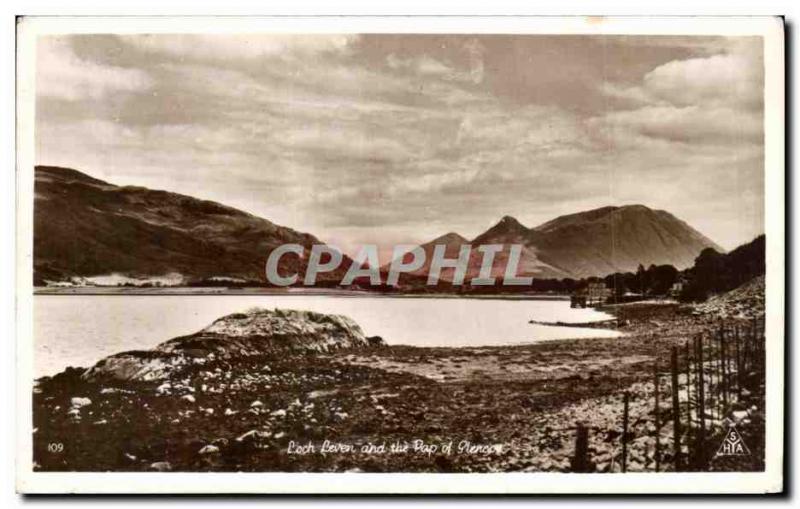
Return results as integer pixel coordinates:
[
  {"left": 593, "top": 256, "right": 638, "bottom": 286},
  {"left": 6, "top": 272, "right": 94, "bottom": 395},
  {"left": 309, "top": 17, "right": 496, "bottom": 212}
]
[{"left": 83, "top": 308, "right": 370, "bottom": 382}]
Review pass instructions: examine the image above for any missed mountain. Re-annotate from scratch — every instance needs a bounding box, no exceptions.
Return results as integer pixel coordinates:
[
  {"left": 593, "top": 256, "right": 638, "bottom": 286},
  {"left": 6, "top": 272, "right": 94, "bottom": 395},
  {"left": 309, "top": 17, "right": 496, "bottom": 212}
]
[
  {"left": 380, "top": 232, "right": 470, "bottom": 280},
  {"left": 33, "top": 166, "right": 350, "bottom": 286},
  {"left": 493, "top": 205, "right": 722, "bottom": 278},
  {"left": 34, "top": 166, "right": 722, "bottom": 286},
  {"left": 403, "top": 205, "right": 721, "bottom": 282}
]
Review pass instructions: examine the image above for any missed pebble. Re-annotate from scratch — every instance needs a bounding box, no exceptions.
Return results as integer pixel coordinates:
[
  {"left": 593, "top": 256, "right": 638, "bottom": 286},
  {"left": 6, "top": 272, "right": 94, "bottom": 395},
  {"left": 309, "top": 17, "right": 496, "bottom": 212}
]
[
  {"left": 732, "top": 410, "right": 749, "bottom": 423},
  {"left": 236, "top": 429, "right": 271, "bottom": 442},
  {"left": 198, "top": 445, "right": 220, "bottom": 455},
  {"left": 70, "top": 397, "right": 92, "bottom": 408},
  {"left": 149, "top": 461, "right": 172, "bottom": 472}
]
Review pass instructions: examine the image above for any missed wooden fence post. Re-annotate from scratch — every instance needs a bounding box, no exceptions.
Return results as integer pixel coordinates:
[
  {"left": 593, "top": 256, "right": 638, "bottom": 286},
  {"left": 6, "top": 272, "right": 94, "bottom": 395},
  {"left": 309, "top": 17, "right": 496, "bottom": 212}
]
[
  {"left": 571, "top": 423, "right": 589, "bottom": 473},
  {"left": 696, "top": 336, "right": 707, "bottom": 468},
  {"left": 717, "top": 327, "right": 724, "bottom": 416},
  {"left": 742, "top": 323, "right": 751, "bottom": 376},
  {"left": 622, "top": 391, "right": 630, "bottom": 473},
  {"left": 654, "top": 364, "right": 660, "bottom": 472},
  {"left": 671, "top": 347, "right": 682, "bottom": 471},
  {"left": 684, "top": 341, "right": 692, "bottom": 426},
  {"left": 721, "top": 326, "right": 729, "bottom": 410},
  {"left": 735, "top": 325, "right": 742, "bottom": 400},
  {"left": 710, "top": 332, "right": 717, "bottom": 420}
]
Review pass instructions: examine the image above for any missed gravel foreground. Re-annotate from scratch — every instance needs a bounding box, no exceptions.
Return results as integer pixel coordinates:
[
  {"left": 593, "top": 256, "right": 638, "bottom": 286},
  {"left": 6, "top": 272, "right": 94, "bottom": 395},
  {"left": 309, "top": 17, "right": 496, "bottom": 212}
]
[{"left": 32, "top": 300, "right": 766, "bottom": 473}]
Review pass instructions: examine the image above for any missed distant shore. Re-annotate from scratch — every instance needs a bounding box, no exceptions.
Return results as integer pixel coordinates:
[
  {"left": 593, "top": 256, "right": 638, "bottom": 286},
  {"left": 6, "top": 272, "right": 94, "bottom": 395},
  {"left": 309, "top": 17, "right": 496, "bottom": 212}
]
[{"left": 33, "top": 286, "right": 571, "bottom": 300}]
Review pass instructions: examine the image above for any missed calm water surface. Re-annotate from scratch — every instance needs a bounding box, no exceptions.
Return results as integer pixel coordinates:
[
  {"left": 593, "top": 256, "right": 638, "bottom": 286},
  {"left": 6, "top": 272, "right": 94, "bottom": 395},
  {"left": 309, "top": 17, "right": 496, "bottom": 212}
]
[{"left": 34, "top": 295, "right": 621, "bottom": 377}]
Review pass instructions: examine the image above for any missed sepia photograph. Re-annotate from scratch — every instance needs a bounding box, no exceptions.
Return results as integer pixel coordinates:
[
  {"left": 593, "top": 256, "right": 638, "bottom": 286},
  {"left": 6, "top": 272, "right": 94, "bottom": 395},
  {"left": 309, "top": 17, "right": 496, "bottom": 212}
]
[{"left": 15, "top": 15, "right": 785, "bottom": 494}]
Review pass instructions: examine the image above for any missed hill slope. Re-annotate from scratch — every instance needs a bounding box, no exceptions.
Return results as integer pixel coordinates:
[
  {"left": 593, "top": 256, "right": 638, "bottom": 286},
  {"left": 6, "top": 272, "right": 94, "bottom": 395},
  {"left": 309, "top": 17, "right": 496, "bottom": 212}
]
[{"left": 33, "top": 166, "right": 348, "bottom": 286}]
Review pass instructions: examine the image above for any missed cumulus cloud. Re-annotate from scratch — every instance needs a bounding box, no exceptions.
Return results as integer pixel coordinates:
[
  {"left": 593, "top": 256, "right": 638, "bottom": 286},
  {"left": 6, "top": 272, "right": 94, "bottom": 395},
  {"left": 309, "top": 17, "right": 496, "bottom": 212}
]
[
  {"left": 643, "top": 53, "right": 762, "bottom": 109},
  {"left": 600, "top": 42, "right": 763, "bottom": 111}
]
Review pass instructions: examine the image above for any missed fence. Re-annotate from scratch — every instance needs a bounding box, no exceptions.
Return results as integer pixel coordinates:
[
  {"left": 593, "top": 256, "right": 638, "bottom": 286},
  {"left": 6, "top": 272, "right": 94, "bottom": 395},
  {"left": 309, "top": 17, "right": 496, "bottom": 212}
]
[{"left": 570, "top": 316, "right": 765, "bottom": 472}]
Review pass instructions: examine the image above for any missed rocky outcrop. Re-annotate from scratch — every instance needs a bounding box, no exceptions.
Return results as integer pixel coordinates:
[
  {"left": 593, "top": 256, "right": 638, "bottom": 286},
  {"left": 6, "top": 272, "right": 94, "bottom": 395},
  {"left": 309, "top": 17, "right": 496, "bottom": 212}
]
[
  {"left": 82, "top": 308, "right": 375, "bottom": 382},
  {"left": 693, "top": 275, "right": 765, "bottom": 320}
]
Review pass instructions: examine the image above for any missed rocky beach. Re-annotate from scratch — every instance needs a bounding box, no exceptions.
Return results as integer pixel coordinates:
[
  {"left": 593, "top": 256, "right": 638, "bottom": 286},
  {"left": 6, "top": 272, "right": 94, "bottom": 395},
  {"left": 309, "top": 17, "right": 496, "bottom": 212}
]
[{"left": 32, "top": 283, "right": 766, "bottom": 473}]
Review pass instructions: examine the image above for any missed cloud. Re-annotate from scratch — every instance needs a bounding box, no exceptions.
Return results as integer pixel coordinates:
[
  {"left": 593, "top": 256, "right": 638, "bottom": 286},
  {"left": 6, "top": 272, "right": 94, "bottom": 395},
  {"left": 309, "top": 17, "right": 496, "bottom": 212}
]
[
  {"left": 35, "top": 34, "right": 765, "bottom": 251},
  {"left": 36, "top": 37, "right": 153, "bottom": 100},
  {"left": 276, "top": 126, "right": 417, "bottom": 163},
  {"left": 594, "top": 104, "right": 763, "bottom": 145},
  {"left": 386, "top": 53, "right": 454, "bottom": 76},
  {"left": 600, "top": 43, "right": 763, "bottom": 111},
  {"left": 130, "top": 34, "right": 359, "bottom": 63},
  {"left": 643, "top": 53, "right": 762, "bottom": 109}
]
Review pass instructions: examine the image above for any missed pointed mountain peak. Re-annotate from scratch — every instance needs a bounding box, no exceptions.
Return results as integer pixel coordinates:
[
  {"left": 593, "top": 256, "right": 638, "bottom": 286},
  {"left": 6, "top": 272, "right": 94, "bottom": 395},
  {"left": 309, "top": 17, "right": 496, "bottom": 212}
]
[
  {"left": 429, "top": 232, "right": 469, "bottom": 245},
  {"left": 471, "top": 215, "right": 529, "bottom": 244},
  {"left": 491, "top": 215, "right": 528, "bottom": 234},
  {"left": 498, "top": 215, "right": 526, "bottom": 229}
]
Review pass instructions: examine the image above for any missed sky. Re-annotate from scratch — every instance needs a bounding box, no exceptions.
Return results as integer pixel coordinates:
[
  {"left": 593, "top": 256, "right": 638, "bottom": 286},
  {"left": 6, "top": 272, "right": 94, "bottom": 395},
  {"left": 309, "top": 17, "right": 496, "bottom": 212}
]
[{"left": 35, "top": 33, "right": 765, "bottom": 259}]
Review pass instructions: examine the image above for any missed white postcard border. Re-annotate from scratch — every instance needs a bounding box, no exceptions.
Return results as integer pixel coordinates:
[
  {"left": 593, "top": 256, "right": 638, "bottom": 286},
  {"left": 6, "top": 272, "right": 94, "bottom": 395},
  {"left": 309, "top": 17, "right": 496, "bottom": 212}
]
[{"left": 15, "top": 15, "right": 785, "bottom": 494}]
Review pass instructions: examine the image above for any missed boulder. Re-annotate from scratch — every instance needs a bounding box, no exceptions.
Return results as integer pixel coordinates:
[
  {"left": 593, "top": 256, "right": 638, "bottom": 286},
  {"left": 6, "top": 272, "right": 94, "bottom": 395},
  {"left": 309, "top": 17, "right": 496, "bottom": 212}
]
[{"left": 82, "top": 308, "right": 370, "bottom": 382}]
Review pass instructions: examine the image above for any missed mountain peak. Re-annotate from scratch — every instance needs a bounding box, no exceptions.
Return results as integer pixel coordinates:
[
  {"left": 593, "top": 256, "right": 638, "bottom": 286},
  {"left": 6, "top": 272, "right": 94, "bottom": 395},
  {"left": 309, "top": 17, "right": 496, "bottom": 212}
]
[
  {"left": 470, "top": 215, "right": 529, "bottom": 244},
  {"left": 429, "top": 232, "right": 468, "bottom": 245},
  {"left": 617, "top": 204, "right": 654, "bottom": 213},
  {"left": 533, "top": 204, "right": 657, "bottom": 233},
  {"left": 494, "top": 215, "right": 527, "bottom": 232},
  {"left": 499, "top": 214, "right": 522, "bottom": 224}
]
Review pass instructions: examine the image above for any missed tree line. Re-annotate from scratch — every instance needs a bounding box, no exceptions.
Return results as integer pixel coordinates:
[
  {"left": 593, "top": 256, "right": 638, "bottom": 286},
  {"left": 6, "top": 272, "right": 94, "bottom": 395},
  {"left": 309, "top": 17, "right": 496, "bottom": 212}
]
[{"left": 515, "top": 234, "right": 765, "bottom": 302}]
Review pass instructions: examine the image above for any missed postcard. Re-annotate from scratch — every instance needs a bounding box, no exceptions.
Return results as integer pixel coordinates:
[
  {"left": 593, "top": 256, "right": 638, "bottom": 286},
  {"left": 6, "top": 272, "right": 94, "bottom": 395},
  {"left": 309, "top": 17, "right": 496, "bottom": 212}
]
[{"left": 15, "top": 15, "right": 785, "bottom": 494}]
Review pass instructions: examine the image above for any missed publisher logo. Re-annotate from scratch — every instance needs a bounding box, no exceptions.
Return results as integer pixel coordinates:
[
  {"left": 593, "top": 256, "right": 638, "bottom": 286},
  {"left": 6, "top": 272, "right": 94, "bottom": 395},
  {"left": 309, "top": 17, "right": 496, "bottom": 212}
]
[{"left": 716, "top": 426, "right": 751, "bottom": 457}]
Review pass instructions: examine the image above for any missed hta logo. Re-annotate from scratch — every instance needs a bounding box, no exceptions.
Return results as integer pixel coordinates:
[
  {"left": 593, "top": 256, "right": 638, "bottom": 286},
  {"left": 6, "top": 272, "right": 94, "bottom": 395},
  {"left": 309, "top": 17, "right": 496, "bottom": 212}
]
[{"left": 716, "top": 426, "right": 751, "bottom": 457}]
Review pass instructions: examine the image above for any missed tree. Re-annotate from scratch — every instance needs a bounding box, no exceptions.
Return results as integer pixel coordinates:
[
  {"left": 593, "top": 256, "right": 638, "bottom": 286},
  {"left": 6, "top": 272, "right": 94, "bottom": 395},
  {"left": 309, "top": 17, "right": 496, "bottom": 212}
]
[{"left": 647, "top": 264, "right": 678, "bottom": 295}]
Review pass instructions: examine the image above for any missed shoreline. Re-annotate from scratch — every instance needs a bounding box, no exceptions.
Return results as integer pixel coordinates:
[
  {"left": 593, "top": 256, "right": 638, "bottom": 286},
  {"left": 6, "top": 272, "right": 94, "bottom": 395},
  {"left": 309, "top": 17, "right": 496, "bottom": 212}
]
[
  {"left": 33, "top": 286, "right": 571, "bottom": 300},
  {"left": 32, "top": 301, "right": 765, "bottom": 473},
  {"left": 33, "top": 298, "right": 618, "bottom": 379},
  {"left": 527, "top": 318, "right": 619, "bottom": 330}
]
